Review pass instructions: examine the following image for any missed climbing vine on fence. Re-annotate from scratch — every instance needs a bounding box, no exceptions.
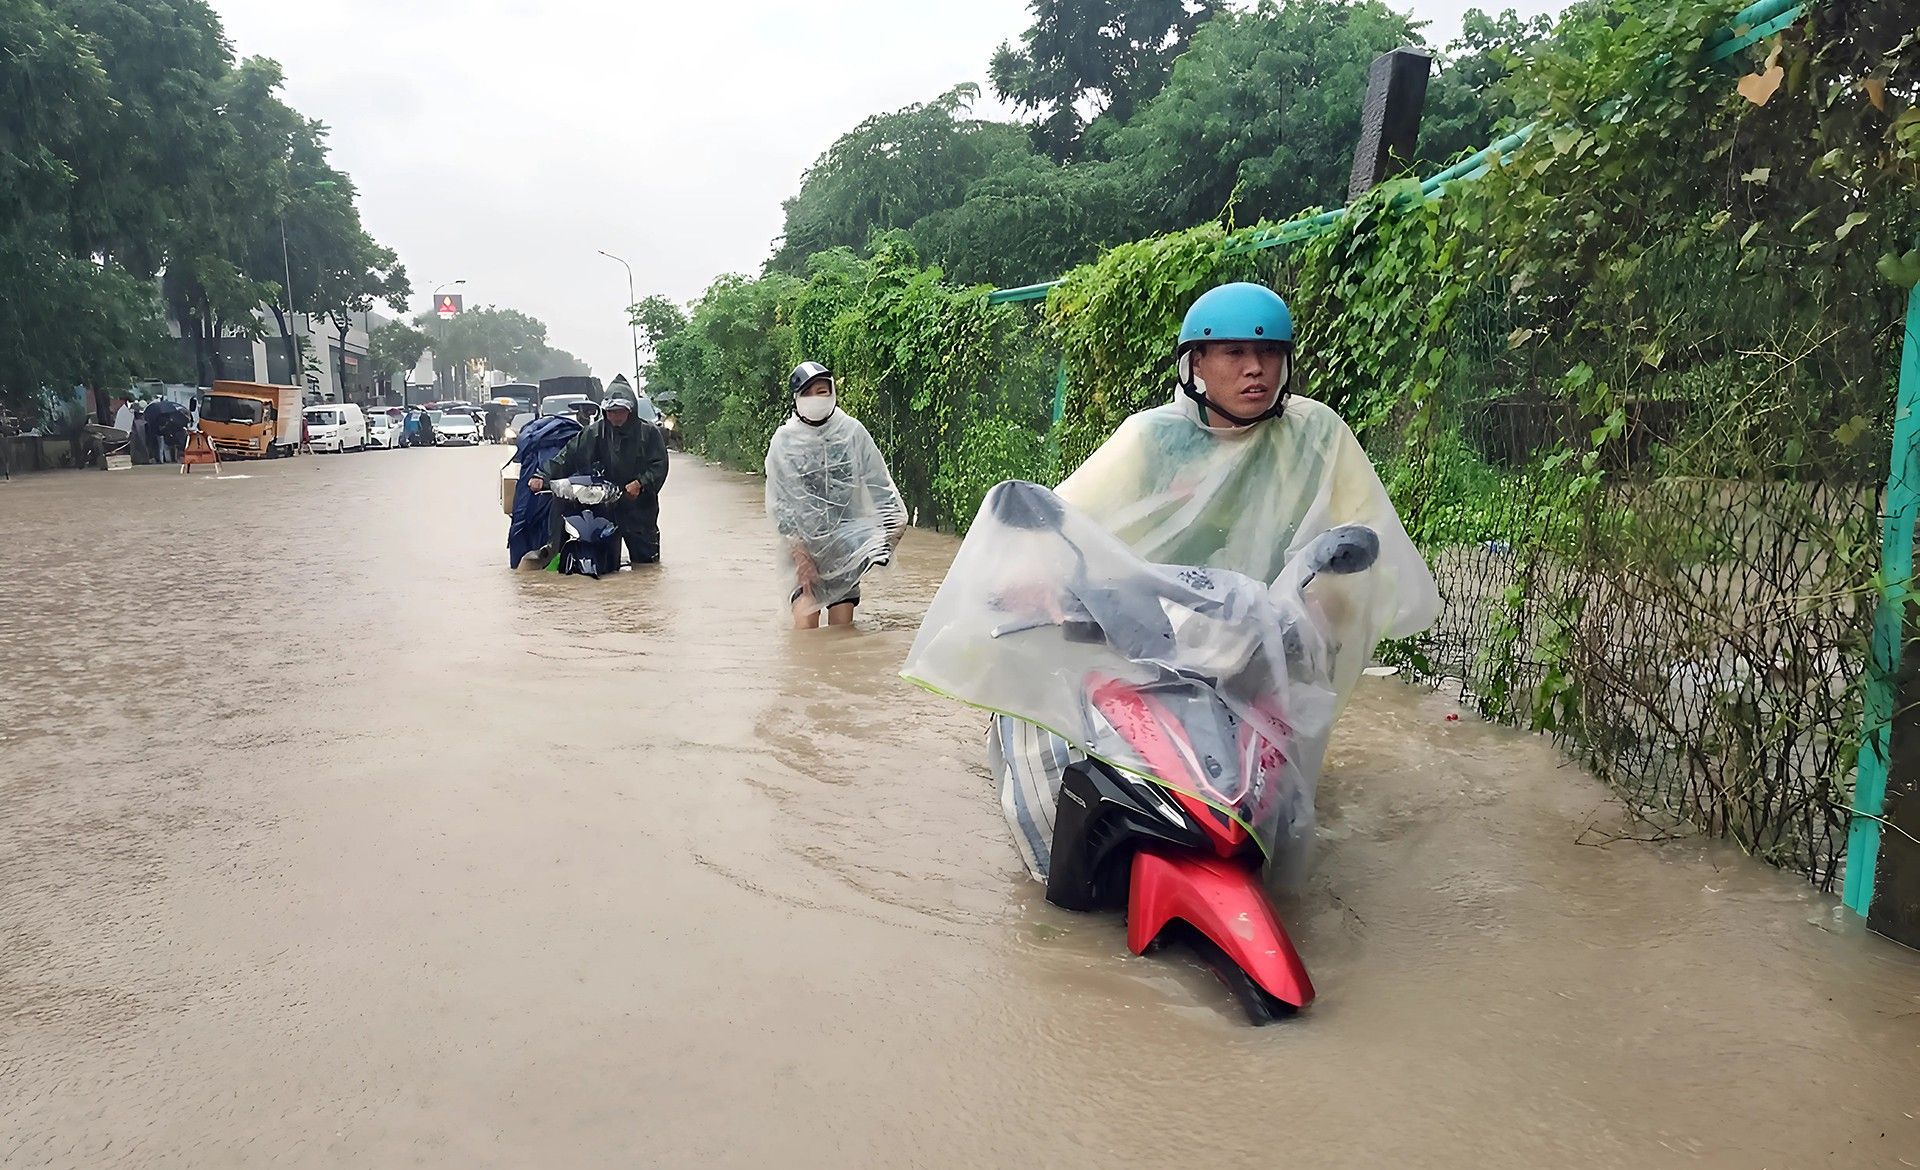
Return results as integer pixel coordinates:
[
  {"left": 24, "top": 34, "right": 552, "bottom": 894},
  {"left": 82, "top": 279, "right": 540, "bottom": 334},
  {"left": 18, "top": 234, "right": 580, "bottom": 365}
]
[{"left": 647, "top": 0, "right": 1916, "bottom": 883}]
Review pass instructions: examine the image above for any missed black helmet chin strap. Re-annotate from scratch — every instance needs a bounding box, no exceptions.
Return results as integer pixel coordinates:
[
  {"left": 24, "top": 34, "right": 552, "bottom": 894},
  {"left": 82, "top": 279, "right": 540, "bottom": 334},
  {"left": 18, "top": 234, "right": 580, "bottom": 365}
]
[
  {"left": 1182, "top": 384, "right": 1275, "bottom": 427},
  {"left": 1177, "top": 349, "right": 1291, "bottom": 428}
]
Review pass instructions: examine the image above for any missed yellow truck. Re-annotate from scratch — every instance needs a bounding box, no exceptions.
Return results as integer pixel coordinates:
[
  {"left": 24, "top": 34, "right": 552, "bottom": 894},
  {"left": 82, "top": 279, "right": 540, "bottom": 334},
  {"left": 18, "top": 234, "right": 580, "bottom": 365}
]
[{"left": 198, "top": 381, "right": 304, "bottom": 459}]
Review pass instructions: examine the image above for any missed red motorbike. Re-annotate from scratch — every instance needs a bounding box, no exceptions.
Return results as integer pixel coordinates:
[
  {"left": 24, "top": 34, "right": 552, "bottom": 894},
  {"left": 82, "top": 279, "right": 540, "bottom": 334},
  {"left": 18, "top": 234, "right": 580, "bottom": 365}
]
[{"left": 984, "top": 481, "right": 1378, "bottom": 1023}]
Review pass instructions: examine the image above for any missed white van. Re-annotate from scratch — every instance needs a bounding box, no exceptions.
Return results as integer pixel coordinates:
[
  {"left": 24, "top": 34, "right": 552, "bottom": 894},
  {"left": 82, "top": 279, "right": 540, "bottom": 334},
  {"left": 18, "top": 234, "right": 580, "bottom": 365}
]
[{"left": 303, "top": 402, "right": 369, "bottom": 453}]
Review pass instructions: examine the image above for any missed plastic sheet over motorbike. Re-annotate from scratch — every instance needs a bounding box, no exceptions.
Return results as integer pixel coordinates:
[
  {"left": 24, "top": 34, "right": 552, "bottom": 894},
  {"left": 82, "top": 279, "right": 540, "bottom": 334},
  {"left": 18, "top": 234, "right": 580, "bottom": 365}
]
[
  {"left": 764, "top": 410, "right": 907, "bottom": 616},
  {"left": 904, "top": 470, "right": 1434, "bottom": 878},
  {"left": 1055, "top": 395, "right": 1439, "bottom": 709}
]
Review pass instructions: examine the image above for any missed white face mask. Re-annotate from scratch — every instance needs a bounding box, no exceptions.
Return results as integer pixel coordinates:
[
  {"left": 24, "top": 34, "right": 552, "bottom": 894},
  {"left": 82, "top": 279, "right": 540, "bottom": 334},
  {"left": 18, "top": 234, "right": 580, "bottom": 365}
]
[{"left": 795, "top": 394, "right": 837, "bottom": 424}]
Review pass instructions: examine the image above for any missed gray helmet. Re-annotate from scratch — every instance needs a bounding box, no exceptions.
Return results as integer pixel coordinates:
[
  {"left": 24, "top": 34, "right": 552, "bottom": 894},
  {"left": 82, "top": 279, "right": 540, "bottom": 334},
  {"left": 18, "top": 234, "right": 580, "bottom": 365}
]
[
  {"left": 788, "top": 361, "right": 832, "bottom": 395},
  {"left": 603, "top": 385, "right": 638, "bottom": 416}
]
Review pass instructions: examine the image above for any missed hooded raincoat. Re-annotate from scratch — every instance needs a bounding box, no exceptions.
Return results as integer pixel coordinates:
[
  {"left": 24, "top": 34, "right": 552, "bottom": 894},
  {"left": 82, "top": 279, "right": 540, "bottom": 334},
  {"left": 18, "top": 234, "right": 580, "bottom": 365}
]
[
  {"left": 539, "top": 413, "right": 670, "bottom": 558},
  {"left": 764, "top": 408, "right": 907, "bottom": 615}
]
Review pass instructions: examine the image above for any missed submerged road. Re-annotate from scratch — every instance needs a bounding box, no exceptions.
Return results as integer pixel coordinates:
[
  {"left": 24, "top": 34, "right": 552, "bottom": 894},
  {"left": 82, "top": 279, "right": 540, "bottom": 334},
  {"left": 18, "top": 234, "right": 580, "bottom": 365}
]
[{"left": 3, "top": 446, "right": 1918, "bottom": 1168}]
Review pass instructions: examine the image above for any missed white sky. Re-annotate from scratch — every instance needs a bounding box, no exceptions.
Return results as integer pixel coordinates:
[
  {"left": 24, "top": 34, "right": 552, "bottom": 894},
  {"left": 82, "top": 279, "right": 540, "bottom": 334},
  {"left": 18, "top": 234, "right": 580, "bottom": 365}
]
[{"left": 212, "top": 0, "right": 1564, "bottom": 381}]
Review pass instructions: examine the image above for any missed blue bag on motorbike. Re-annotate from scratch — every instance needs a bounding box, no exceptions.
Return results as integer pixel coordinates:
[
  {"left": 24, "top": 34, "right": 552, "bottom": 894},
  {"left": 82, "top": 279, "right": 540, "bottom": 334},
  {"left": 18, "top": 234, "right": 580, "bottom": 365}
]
[
  {"left": 559, "top": 506, "right": 622, "bottom": 578},
  {"left": 506, "top": 415, "right": 583, "bottom": 568}
]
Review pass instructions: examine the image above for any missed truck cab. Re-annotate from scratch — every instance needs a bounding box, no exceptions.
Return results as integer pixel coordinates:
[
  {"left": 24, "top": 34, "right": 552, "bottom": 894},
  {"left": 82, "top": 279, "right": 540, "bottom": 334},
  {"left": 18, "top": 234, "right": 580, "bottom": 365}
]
[{"left": 199, "top": 381, "right": 302, "bottom": 459}]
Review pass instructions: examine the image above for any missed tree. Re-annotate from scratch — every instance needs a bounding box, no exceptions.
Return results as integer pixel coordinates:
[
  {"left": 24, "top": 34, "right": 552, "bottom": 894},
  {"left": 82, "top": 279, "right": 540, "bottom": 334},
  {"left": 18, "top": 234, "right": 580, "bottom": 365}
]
[
  {"left": 314, "top": 221, "right": 409, "bottom": 401},
  {"left": 0, "top": 0, "right": 403, "bottom": 422},
  {"left": 769, "top": 85, "right": 1031, "bottom": 272},
  {"left": 248, "top": 119, "right": 350, "bottom": 381},
  {"left": 989, "top": 0, "right": 1220, "bottom": 160},
  {"left": 1418, "top": 8, "right": 1556, "bottom": 168},
  {"left": 1102, "top": 0, "right": 1428, "bottom": 229},
  {"left": 0, "top": 0, "right": 177, "bottom": 420},
  {"left": 416, "top": 305, "right": 584, "bottom": 389},
  {"left": 642, "top": 273, "right": 800, "bottom": 465},
  {"left": 629, "top": 295, "right": 689, "bottom": 406},
  {"left": 906, "top": 152, "right": 1138, "bottom": 286},
  {"left": 368, "top": 320, "right": 429, "bottom": 397}
]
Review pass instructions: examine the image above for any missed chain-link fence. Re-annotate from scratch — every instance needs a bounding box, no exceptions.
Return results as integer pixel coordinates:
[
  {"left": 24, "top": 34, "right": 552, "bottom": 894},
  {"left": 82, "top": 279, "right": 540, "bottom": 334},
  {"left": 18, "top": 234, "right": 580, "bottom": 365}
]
[{"left": 1354, "top": 244, "right": 1907, "bottom": 888}]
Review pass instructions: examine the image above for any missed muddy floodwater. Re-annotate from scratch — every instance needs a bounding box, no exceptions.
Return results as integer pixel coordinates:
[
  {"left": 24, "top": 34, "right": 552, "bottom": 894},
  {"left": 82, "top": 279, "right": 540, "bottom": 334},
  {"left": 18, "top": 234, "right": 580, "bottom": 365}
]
[{"left": 3, "top": 448, "right": 1919, "bottom": 1169}]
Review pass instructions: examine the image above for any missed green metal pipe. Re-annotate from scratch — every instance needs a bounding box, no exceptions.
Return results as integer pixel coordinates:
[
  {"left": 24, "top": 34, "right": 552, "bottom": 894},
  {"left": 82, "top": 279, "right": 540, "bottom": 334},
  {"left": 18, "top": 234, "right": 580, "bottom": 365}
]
[
  {"left": 1709, "top": 4, "right": 1806, "bottom": 62},
  {"left": 1419, "top": 124, "right": 1538, "bottom": 195},
  {"left": 1705, "top": 0, "right": 1805, "bottom": 51},
  {"left": 1844, "top": 287, "right": 1920, "bottom": 916},
  {"left": 986, "top": 282, "right": 1058, "bottom": 305}
]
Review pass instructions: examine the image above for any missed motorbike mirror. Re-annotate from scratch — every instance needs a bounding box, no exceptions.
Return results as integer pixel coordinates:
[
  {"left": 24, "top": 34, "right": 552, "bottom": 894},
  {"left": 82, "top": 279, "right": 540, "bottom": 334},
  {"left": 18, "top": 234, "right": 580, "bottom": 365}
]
[
  {"left": 1312, "top": 525, "right": 1380, "bottom": 575},
  {"left": 986, "top": 480, "right": 1066, "bottom": 533}
]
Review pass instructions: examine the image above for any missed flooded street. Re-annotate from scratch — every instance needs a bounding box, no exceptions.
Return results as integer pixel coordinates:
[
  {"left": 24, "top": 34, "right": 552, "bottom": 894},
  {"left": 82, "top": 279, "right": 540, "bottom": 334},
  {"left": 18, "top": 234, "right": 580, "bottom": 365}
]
[{"left": 4, "top": 448, "right": 1919, "bottom": 1169}]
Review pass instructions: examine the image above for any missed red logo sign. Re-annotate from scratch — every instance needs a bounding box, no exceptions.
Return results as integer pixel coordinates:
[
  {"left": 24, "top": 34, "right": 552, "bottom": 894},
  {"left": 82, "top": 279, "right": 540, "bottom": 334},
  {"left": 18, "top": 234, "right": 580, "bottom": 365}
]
[{"left": 436, "top": 294, "right": 463, "bottom": 319}]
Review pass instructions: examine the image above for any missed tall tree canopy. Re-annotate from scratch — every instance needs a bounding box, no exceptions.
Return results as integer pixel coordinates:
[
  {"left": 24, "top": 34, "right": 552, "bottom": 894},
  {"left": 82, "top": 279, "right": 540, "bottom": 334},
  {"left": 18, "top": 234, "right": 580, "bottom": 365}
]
[
  {"left": 989, "top": 0, "right": 1220, "bottom": 160},
  {"left": 415, "top": 305, "right": 590, "bottom": 389},
  {"left": 0, "top": 0, "right": 407, "bottom": 418},
  {"left": 1103, "top": 0, "right": 1430, "bottom": 228},
  {"left": 769, "top": 85, "right": 1029, "bottom": 272},
  {"left": 766, "top": 1, "right": 1522, "bottom": 290}
]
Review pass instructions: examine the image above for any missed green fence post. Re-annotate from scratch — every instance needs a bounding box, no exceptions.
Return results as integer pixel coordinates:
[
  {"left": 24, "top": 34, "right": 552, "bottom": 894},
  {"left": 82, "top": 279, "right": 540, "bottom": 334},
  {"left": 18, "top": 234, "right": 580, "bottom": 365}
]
[
  {"left": 1845, "top": 285, "right": 1920, "bottom": 916},
  {"left": 1050, "top": 359, "right": 1069, "bottom": 428}
]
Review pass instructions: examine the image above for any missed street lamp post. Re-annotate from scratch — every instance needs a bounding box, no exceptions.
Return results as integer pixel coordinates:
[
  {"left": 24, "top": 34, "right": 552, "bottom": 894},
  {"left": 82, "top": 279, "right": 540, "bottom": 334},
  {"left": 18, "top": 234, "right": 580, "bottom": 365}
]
[
  {"left": 278, "top": 180, "right": 339, "bottom": 396},
  {"left": 431, "top": 279, "right": 466, "bottom": 401},
  {"left": 597, "top": 249, "right": 641, "bottom": 388},
  {"left": 278, "top": 219, "right": 303, "bottom": 390}
]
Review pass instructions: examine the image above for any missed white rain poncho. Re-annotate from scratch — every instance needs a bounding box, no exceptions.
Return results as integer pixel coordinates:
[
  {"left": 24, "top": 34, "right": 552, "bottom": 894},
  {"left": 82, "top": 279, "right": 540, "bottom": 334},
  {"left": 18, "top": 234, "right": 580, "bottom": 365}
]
[
  {"left": 1053, "top": 394, "right": 1439, "bottom": 705},
  {"left": 765, "top": 409, "right": 907, "bottom": 615},
  {"left": 902, "top": 394, "right": 1439, "bottom": 876}
]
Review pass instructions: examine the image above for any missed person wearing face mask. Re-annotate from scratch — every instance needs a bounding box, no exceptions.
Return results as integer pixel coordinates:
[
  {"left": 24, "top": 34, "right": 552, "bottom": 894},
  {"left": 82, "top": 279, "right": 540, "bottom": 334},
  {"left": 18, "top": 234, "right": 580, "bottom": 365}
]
[
  {"left": 984, "top": 281, "right": 1440, "bottom": 880},
  {"left": 765, "top": 361, "right": 907, "bottom": 628},
  {"left": 527, "top": 377, "right": 670, "bottom": 566}
]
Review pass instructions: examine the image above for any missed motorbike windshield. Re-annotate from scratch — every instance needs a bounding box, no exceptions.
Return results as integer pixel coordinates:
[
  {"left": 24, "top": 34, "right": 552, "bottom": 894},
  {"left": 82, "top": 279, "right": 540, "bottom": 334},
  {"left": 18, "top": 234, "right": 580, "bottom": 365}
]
[{"left": 904, "top": 481, "right": 1350, "bottom": 873}]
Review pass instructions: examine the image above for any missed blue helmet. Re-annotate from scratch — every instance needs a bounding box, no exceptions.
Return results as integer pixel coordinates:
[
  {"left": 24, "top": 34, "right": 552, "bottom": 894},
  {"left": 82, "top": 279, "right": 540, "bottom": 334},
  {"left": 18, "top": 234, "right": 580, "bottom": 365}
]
[
  {"left": 1175, "top": 282, "right": 1295, "bottom": 426},
  {"left": 1176, "top": 282, "right": 1293, "bottom": 355}
]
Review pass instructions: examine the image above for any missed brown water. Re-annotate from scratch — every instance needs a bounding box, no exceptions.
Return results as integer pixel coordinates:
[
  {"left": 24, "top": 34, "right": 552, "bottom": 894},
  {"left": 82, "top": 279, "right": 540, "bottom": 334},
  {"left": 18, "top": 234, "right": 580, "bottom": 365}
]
[{"left": 3, "top": 448, "right": 1918, "bottom": 1169}]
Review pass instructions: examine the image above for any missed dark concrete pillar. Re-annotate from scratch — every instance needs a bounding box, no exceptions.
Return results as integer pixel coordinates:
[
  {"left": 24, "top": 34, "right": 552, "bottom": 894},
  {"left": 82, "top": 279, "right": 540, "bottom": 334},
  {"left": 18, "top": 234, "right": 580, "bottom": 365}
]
[
  {"left": 1347, "top": 47, "right": 1434, "bottom": 202},
  {"left": 1869, "top": 616, "right": 1920, "bottom": 948}
]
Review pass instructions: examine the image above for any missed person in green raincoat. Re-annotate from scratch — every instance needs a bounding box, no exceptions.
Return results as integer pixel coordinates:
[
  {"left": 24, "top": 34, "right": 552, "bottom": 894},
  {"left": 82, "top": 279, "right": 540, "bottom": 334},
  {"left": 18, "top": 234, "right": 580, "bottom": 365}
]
[{"left": 527, "top": 378, "right": 670, "bottom": 564}]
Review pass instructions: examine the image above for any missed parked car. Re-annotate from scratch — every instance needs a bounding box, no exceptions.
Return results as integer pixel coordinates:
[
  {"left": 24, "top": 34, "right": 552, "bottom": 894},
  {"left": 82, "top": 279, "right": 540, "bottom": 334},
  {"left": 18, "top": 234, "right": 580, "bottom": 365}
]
[
  {"left": 434, "top": 409, "right": 480, "bottom": 446},
  {"left": 538, "top": 394, "right": 595, "bottom": 419},
  {"left": 303, "top": 403, "right": 368, "bottom": 453},
  {"left": 365, "top": 413, "right": 400, "bottom": 449}
]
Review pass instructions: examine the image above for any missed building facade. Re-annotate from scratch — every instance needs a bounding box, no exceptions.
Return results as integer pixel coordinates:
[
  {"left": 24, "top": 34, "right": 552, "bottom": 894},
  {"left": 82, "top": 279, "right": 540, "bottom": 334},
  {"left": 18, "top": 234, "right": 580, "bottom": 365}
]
[{"left": 170, "top": 307, "right": 404, "bottom": 407}]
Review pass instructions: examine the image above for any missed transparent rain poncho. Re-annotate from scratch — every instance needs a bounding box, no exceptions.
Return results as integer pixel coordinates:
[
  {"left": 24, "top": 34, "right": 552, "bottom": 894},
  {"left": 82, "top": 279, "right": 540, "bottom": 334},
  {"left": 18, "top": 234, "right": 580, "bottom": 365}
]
[
  {"left": 765, "top": 409, "right": 908, "bottom": 615},
  {"left": 902, "top": 394, "right": 1439, "bottom": 876}
]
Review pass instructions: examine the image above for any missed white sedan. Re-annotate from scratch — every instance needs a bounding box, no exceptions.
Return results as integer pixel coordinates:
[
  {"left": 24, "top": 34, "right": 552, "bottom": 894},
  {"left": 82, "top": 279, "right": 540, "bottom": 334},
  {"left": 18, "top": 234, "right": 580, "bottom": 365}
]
[
  {"left": 434, "top": 410, "right": 480, "bottom": 446},
  {"left": 366, "top": 414, "right": 402, "bottom": 449}
]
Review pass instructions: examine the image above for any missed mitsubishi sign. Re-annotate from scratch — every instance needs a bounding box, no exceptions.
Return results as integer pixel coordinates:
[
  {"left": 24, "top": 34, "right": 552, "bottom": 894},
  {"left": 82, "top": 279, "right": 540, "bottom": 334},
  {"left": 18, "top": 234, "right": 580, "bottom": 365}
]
[{"left": 435, "top": 293, "right": 464, "bottom": 320}]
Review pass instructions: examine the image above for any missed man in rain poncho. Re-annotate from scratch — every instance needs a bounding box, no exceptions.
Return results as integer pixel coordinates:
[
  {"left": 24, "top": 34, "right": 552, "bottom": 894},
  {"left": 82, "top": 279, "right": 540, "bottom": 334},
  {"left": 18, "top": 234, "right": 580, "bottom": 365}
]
[
  {"left": 923, "top": 282, "right": 1441, "bottom": 881},
  {"left": 765, "top": 362, "right": 907, "bottom": 628},
  {"left": 528, "top": 378, "right": 670, "bottom": 565}
]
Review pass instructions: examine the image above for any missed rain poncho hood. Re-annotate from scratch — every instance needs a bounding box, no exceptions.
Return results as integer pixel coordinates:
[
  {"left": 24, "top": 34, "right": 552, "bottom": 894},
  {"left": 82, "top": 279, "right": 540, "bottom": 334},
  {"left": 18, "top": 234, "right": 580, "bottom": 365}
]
[
  {"left": 765, "top": 409, "right": 906, "bottom": 615},
  {"left": 901, "top": 394, "right": 1439, "bottom": 875}
]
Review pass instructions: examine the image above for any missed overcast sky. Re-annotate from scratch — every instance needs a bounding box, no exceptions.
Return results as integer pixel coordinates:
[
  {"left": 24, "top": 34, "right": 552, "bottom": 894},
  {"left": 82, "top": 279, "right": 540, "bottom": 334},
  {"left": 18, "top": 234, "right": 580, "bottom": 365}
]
[{"left": 212, "top": 0, "right": 1564, "bottom": 382}]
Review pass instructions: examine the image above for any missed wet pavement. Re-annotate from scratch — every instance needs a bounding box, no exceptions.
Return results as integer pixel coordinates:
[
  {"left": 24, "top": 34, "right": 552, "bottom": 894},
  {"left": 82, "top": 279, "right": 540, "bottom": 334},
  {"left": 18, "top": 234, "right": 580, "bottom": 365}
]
[{"left": 3, "top": 447, "right": 1919, "bottom": 1169}]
